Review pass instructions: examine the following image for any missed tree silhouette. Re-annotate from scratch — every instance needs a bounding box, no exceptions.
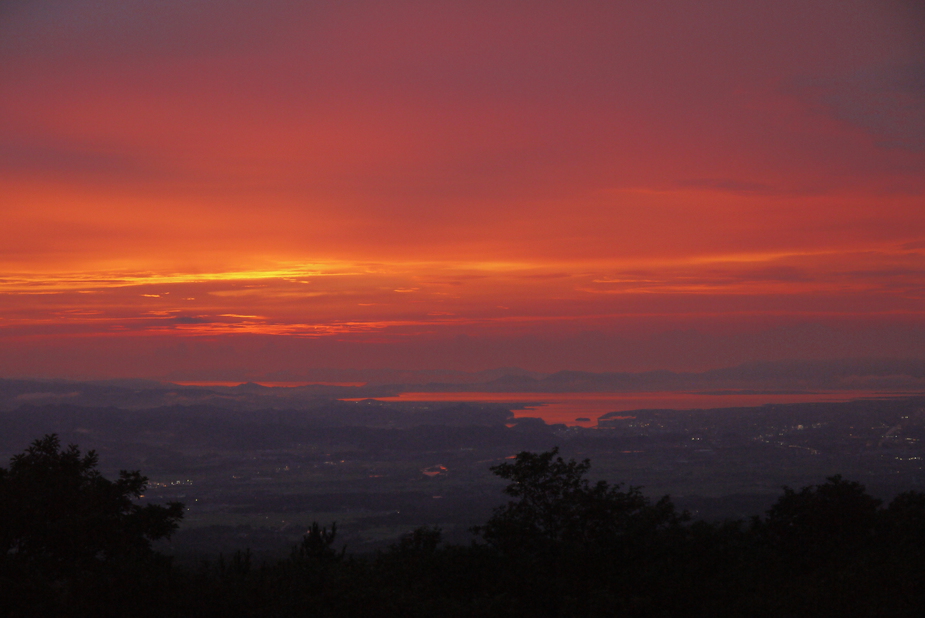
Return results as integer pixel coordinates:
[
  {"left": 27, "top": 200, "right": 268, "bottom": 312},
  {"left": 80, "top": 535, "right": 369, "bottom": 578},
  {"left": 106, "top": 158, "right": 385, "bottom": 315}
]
[
  {"left": 475, "top": 447, "right": 684, "bottom": 553},
  {"left": 0, "top": 434, "right": 183, "bottom": 577},
  {"left": 291, "top": 521, "right": 345, "bottom": 565},
  {"left": 759, "top": 474, "right": 880, "bottom": 569}
]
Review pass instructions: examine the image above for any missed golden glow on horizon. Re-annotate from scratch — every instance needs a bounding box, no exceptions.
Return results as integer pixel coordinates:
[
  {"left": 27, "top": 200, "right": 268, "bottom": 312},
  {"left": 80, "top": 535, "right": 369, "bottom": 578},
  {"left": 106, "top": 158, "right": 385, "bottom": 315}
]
[{"left": 0, "top": 1, "right": 923, "bottom": 377}]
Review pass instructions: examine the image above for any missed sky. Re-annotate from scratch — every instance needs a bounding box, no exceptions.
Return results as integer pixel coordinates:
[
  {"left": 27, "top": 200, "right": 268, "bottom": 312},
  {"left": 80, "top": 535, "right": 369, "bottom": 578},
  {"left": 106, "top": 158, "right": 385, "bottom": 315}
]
[{"left": 1, "top": 0, "right": 924, "bottom": 380}]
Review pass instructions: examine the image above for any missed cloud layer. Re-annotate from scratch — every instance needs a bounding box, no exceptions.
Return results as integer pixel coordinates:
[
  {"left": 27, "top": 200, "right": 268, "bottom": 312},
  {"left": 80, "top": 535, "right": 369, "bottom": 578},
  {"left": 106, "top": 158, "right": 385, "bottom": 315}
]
[{"left": 1, "top": 1, "right": 923, "bottom": 377}]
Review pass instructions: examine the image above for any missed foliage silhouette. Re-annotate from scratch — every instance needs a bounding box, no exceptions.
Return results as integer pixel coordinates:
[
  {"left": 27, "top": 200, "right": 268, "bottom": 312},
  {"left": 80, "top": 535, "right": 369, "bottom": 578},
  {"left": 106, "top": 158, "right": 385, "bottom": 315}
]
[
  {"left": 0, "top": 434, "right": 183, "bottom": 575},
  {"left": 475, "top": 447, "right": 685, "bottom": 554},
  {"left": 470, "top": 448, "right": 690, "bottom": 617},
  {"left": 291, "top": 521, "right": 345, "bottom": 565},
  {"left": 759, "top": 474, "right": 881, "bottom": 569},
  {"left": 0, "top": 434, "right": 184, "bottom": 617},
  {"left": 5, "top": 437, "right": 925, "bottom": 617}
]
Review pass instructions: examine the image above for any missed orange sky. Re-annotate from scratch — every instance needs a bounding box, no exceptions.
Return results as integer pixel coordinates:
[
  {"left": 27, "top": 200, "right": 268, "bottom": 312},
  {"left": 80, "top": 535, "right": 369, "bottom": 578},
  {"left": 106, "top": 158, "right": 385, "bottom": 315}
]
[{"left": 1, "top": 1, "right": 924, "bottom": 379}]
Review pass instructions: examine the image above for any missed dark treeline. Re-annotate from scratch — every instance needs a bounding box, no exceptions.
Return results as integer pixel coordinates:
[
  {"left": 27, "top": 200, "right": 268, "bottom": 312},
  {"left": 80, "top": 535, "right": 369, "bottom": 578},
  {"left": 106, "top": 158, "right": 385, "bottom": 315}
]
[{"left": 3, "top": 439, "right": 925, "bottom": 617}]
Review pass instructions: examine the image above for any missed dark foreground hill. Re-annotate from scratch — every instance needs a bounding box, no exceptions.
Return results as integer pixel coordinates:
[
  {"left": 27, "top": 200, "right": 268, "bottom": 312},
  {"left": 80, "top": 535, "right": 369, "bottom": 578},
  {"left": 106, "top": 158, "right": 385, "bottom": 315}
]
[{"left": 3, "top": 439, "right": 925, "bottom": 617}]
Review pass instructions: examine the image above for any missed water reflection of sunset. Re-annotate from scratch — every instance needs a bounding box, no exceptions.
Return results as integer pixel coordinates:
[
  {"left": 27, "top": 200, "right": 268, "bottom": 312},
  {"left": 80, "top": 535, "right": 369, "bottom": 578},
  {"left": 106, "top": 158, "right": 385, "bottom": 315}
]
[{"left": 343, "top": 392, "right": 922, "bottom": 428}]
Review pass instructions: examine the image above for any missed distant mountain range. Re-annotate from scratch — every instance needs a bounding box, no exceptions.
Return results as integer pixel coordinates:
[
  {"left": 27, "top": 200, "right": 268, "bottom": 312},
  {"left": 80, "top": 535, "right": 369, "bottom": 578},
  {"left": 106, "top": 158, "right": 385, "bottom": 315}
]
[{"left": 2, "top": 359, "right": 923, "bottom": 412}]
